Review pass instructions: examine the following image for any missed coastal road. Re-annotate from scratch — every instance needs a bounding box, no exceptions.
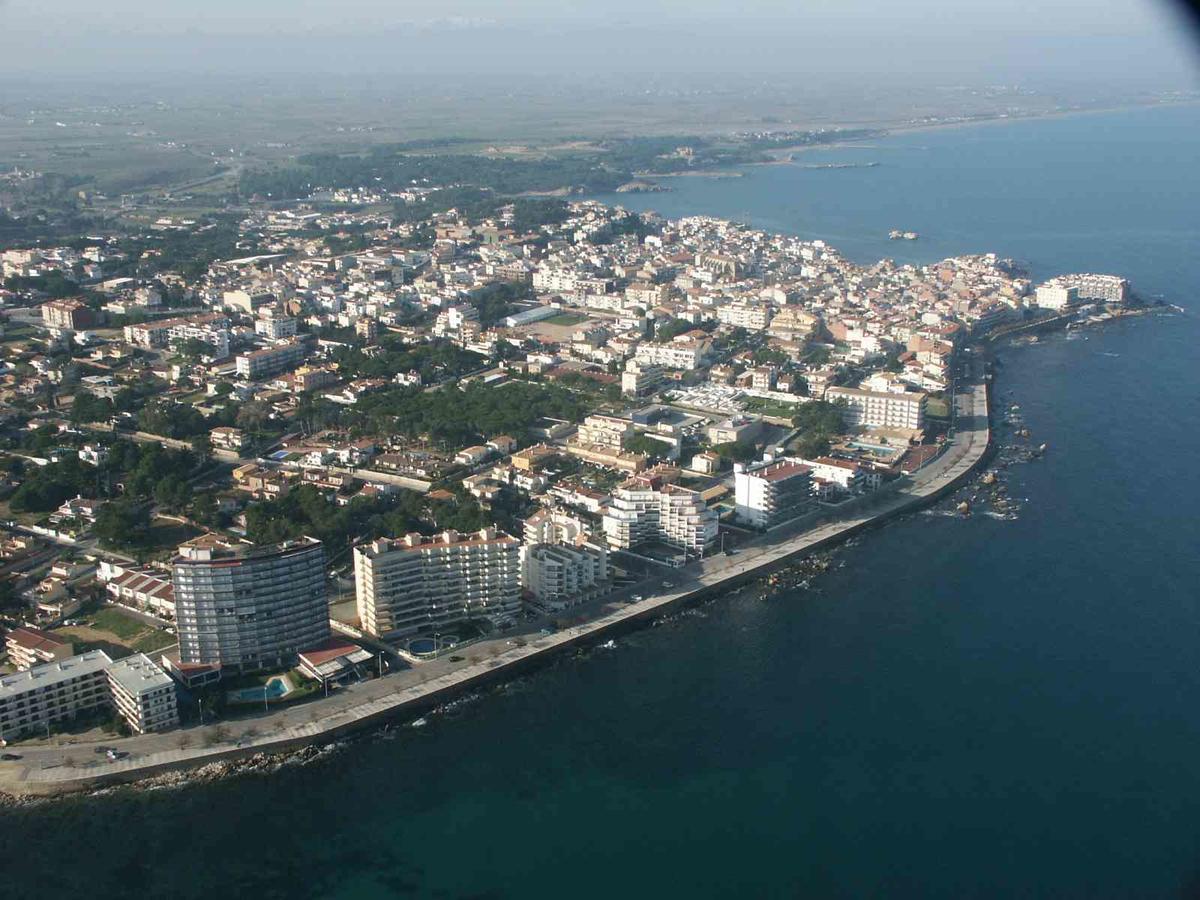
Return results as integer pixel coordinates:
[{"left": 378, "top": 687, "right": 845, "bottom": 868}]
[{"left": 0, "top": 376, "right": 991, "bottom": 795}]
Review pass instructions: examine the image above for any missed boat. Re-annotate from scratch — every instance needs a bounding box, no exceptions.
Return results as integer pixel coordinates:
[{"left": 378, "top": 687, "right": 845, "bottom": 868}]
[
  {"left": 888, "top": 229, "right": 920, "bottom": 240},
  {"left": 600, "top": 640, "right": 616, "bottom": 650},
  {"left": 410, "top": 717, "right": 428, "bottom": 728}
]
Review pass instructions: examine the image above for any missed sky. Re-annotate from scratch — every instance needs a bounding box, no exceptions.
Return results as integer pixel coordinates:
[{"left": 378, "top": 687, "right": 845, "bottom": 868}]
[{"left": 1, "top": 0, "right": 1197, "bottom": 88}]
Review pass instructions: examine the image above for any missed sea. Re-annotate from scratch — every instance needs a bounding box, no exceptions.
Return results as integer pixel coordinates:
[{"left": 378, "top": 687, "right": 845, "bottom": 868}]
[{"left": 2, "top": 103, "right": 1199, "bottom": 899}]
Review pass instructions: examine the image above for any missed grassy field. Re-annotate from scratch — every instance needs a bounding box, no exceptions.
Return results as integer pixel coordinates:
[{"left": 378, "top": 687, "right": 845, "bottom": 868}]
[
  {"left": 89, "top": 606, "right": 146, "bottom": 640},
  {"left": 541, "top": 312, "right": 589, "bottom": 326},
  {"left": 144, "top": 519, "right": 203, "bottom": 557},
  {"left": 742, "top": 397, "right": 801, "bottom": 419},
  {"left": 54, "top": 605, "right": 175, "bottom": 659},
  {"left": 925, "top": 397, "right": 951, "bottom": 419}
]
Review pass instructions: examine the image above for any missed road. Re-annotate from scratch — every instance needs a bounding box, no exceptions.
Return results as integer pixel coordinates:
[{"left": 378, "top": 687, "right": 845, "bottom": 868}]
[{"left": 0, "top": 374, "right": 990, "bottom": 796}]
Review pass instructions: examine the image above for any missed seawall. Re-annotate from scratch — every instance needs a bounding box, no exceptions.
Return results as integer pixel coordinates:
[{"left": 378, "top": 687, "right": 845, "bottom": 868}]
[{"left": 0, "top": 378, "right": 993, "bottom": 798}]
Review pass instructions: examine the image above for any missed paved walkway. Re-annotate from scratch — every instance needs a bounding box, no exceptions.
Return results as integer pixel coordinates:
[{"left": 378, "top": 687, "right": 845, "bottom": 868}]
[{"left": 0, "top": 377, "right": 990, "bottom": 796}]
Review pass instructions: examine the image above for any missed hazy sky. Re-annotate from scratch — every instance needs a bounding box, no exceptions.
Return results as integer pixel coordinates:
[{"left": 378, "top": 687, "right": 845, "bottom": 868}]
[{"left": 2, "top": 0, "right": 1197, "bottom": 86}]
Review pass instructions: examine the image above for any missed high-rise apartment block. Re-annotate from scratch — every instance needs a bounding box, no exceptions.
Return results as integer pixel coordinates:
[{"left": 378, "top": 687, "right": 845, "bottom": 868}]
[
  {"left": 172, "top": 535, "right": 329, "bottom": 673},
  {"left": 354, "top": 528, "right": 522, "bottom": 639}
]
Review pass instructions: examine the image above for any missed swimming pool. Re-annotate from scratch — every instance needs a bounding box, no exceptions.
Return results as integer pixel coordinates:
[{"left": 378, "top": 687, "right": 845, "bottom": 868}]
[
  {"left": 227, "top": 677, "right": 290, "bottom": 704},
  {"left": 406, "top": 636, "right": 459, "bottom": 658}
]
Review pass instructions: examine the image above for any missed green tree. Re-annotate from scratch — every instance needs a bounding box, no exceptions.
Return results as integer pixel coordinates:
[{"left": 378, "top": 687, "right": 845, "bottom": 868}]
[
  {"left": 154, "top": 475, "right": 193, "bottom": 513},
  {"left": 93, "top": 500, "right": 149, "bottom": 549}
]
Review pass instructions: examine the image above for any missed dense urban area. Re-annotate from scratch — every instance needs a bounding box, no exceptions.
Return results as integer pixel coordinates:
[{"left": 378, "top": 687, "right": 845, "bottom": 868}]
[{"left": 0, "top": 144, "right": 1135, "bottom": 784}]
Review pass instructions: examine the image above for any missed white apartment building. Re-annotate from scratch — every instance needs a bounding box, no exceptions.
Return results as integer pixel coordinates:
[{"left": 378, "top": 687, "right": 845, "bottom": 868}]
[
  {"left": 826, "top": 386, "right": 926, "bottom": 431},
  {"left": 106, "top": 653, "right": 179, "bottom": 734},
  {"left": 1035, "top": 284, "right": 1077, "bottom": 310},
  {"left": 0, "top": 650, "right": 113, "bottom": 740},
  {"left": 255, "top": 315, "right": 298, "bottom": 340},
  {"left": 621, "top": 360, "right": 665, "bottom": 398},
  {"left": 1037, "top": 273, "right": 1129, "bottom": 307},
  {"left": 716, "top": 301, "right": 772, "bottom": 331},
  {"left": 4, "top": 627, "right": 74, "bottom": 671},
  {"left": 633, "top": 334, "right": 712, "bottom": 370},
  {"left": 532, "top": 268, "right": 580, "bottom": 294},
  {"left": 523, "top": 509, "right": 593, "bottom": 547},
  {"left": 432, "top": 304, "right": 479, "bottom": 339},
  {"left": 576, "top": 414, "right": 634, "bottom": 450},
  {"left": 602, "top": 479, "right": 718, "bottom": 554},
  {"left": 236, "top": 340, "right": 305, "bottom": 380},
  {"left": 354, "top": 528, "right": 522, "bottom": 639},
  {"left": 734, "top": 457, "right": 814, "bottom": 529},
  {"left": 799, "top": 456, "right": 873, "bottom": 493},
  {"left": 125, "top": 313, "right": 231, "bottom": 358},
  {"left": 1064, "top": 273, "right": 1129, "bottom": 303},
  {"left": 521, "top": 543, "right": 610, "bottom": 611}
]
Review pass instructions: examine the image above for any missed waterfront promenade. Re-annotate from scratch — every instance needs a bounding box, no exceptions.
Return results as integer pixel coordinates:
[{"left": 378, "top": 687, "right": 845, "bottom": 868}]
[{"left": 0, "top": 376, "right": 990, "bottom": 798}]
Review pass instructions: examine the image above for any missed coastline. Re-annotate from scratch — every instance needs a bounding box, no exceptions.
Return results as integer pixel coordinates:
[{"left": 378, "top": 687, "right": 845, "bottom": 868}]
[
  {"left": 742, "top": 98, "right": 1200, "bottom": 164},
  {"left": 0, "top": 366, "right": 994, "bottom": 801}
]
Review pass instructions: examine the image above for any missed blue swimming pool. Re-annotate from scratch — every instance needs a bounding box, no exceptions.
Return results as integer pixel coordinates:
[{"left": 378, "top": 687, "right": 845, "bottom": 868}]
[
  {"left": 227, "top": 677, "right": 289, "bottom": 704},
  {"left": 406, "top": 636, "right": 460, "bottom": 658}
]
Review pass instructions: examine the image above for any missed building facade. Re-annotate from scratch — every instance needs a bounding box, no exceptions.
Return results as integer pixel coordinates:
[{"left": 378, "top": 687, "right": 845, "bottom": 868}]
[
  {"left": 826, "top": 386, "right": 926, "bottom": 431},
  {"left": 172, "top": 535, "right": 329, "bottom": 673},
  {"left": 521, "top": 543, "right": 610, "bottom": 611},
  {"left": 41, "top": 299, "right": 95, "bottom": 331},
  {"left": 236, "top": 340, "right": 305, "bottom": 380},
  {"left": 106, "top": 653, "right": 180, "bottom": 734},
  {"left": 354, "top": 528, "right": 522, "bottom": 639},
  {"left": 602, "top": 478, "right": 718, "bottom": 554},
  {"left": 0, "top": 650, "right": 112, "bottom": 739},
  {"left": 734, "top": 457, "right": 814, "bottom": 529}
]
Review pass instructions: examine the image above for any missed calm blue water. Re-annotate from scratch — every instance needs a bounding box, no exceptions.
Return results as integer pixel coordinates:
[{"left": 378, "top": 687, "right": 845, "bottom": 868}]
[{"left": 3, "top": 105, "right": 1199, "bottom": 899}]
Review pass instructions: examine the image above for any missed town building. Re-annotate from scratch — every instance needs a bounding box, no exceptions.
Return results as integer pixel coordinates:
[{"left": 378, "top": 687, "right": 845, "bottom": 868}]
[
  {"left": 354, "top": 528, "right": 522, "bottom": 639},
  {"left": 715, "top": 301, "right": 772, "bottom": 330},
  {"left": 826, "top": 386, "right": 926, "bottom": 431},
  {"left": 101, "top": 564, "right": 176, "bottom": 619},
  {"left": 236, "top": 340, "right": 306, "bottom": 380},
  {"left": 124, "top": 313, "right": 230, "bottom": 358},
  {"left": 105, "top": 653, "right": 179, "bottom": 734},
  {"left": 255, "top": 314, "right": 298, "bottom": 340},
  {"left": 41, "top": 299, "right": 95, "bottom": 331},
  {"left": 602, "top": 477, "right": 718, "bottom": 554},
  {"left": 172, "top": 535, "right": 329, "bottom": 673},
  {"left": 0, "top": 650, "right": 113, "bottom": 739},
  {"left": 621, "top": 360, "right": 666, "bottom": 398},
  {"left": 576, "top": 414, "right": 634, "bottom": 449},
  {"left": 210, "top": 426, "right": 251, "bottom": 453},
  {"left": 521, "top": 543, "right": 610, "bottom": 611},
  {"left": 1035, "top": 284, "right": 1077, "bottom": 310},
  {"left": 633, "top": 333, "right": 712, "bottom": 370},
  {"left": 4, "top": 627, "right": 74, "bottom": 670},
  {"left": 799, "top": 456, "right": 873, "bottom": 494},
  {"left": 523, "top": 509, "right": 593, "bottom": 546},
  {"left": 734, "top": 457, "right": 814, "bottom": 528}
]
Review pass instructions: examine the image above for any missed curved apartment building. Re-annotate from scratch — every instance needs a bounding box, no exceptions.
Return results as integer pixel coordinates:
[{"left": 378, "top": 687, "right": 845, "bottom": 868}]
[{"left": 172, "top": 535, "right": 329, "bottom": 673}]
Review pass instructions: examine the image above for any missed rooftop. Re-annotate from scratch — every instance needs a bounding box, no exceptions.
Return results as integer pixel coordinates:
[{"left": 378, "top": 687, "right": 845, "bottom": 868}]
[
  {"left": 0, "top": 650, "right": 113, "bottom": 698},
  {"left": 174, "top": 533, "right": 322, "bottom": 565},
  {"left": 5, "top": 626, "right": 71, "bottom": 653},
  {"left": 106, "top": 653, "right": 174, "bottom": 695}
]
